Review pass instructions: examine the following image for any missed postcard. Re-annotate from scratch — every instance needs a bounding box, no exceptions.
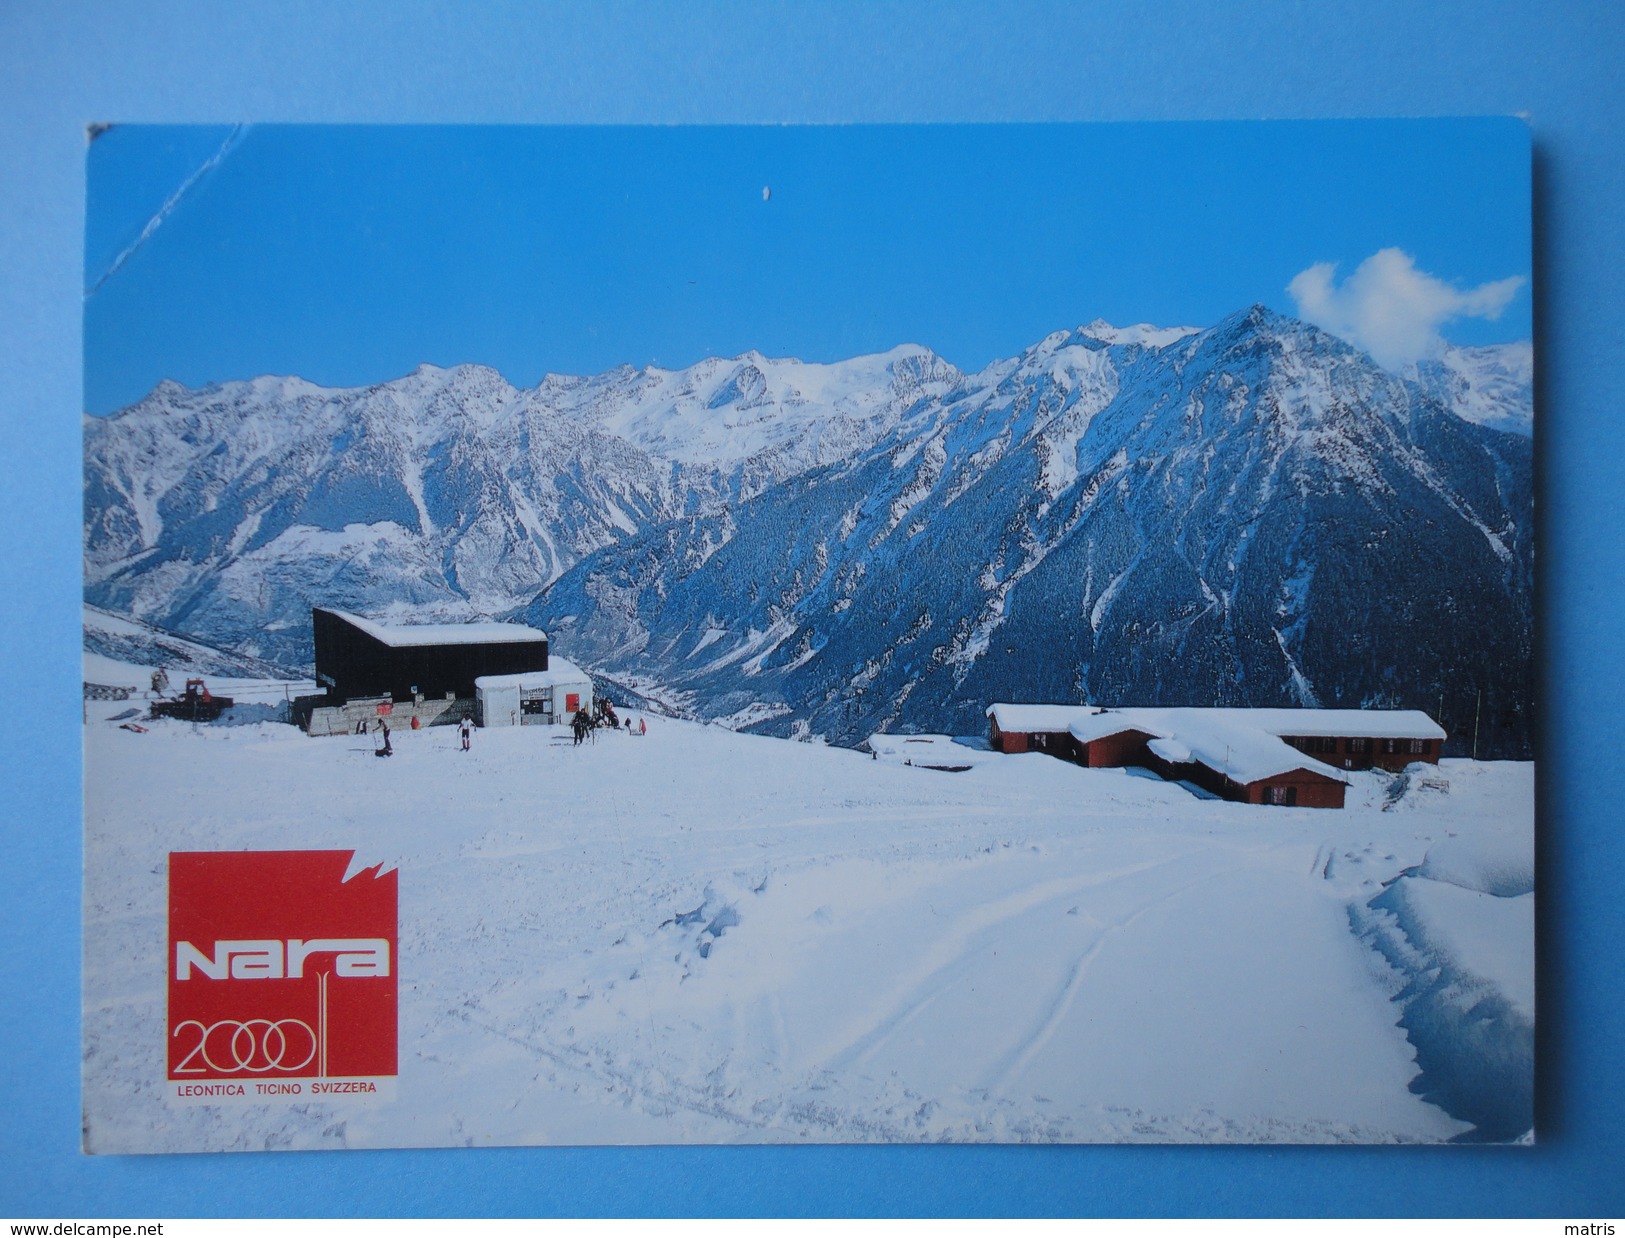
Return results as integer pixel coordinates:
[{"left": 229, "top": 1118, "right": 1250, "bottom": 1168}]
[{"left": 81, "top": 120, "right": 1533, "bottom": 1150}]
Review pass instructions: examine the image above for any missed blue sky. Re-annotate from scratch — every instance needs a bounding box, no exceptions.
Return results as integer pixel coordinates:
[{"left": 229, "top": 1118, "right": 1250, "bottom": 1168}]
[{"left": 83, "top": 120, "right": 1531, "bottom": 414}]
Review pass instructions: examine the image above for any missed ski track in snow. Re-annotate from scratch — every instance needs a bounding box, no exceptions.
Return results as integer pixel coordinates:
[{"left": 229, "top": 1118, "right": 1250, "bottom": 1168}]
[
  {"left": 820, "top": 852, "right": 1197, "bottom": 1072},
  {"left": 982, "top": 857, "right": 1257, "bottom": 1094},
  {"left": 82, "top": 670, "right": 1529, "bottom": 1150}
]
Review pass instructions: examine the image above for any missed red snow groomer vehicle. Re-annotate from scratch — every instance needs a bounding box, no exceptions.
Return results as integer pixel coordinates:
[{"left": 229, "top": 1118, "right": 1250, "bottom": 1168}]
[{"left": 149, "top": 677, "right": 234, "bottom": 723}]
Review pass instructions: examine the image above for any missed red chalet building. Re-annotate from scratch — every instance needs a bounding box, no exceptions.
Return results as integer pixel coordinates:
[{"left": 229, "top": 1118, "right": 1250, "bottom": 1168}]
[{"left": 985, "top": 703, "right": 1446, "bottom": 809}]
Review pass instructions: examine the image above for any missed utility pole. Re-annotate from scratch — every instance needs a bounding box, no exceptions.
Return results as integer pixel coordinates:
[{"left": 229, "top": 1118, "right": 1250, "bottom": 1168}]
[{"left": 1472, "top": 687, "right": 1483, "bottom": 762}]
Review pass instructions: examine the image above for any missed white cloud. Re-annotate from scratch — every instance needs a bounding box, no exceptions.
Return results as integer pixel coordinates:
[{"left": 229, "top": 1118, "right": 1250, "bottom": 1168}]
[{"left": 1287, "top": 248, "right": 1525, "bottom": 371}]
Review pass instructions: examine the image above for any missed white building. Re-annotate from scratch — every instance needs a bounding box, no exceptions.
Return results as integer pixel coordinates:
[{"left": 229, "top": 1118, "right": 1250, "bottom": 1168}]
[{"left": 474, "top": 658, "right": 595, "bottom": 728}]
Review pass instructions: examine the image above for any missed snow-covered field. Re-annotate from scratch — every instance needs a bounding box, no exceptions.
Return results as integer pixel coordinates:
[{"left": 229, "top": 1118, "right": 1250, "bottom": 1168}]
[{"left": 82, "top": 667, "right": 1534, "bottom": 1151}]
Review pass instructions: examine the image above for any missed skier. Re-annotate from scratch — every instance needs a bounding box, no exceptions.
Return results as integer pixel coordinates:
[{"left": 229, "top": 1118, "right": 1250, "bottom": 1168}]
[
  {"left": 374, "top": 719, "right": 393, "bottom": 758},
  {"left": 459, "top": 715, "right": 473, "bottom": 752}
]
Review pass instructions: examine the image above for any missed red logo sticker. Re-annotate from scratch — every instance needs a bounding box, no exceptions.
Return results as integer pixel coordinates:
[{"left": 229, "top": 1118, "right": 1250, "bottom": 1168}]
[{"left": 167, "top": 851, "right": 397, "bottom": 1102}]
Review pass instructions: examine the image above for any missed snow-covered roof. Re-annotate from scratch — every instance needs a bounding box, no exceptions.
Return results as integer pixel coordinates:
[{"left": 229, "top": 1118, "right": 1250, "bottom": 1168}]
[
  {"left": 1062, "top": 705, "right": 1443, "bottom": 786},
  {"left": 866, "top": 733, "right": 992, "bottom": 770},
  {"left": 326, "top": 609, "right": 548, "bottom": 648},
  {"left": 1067, "top": 712, "right": 1172, "bottom": 745},
  {"left": 1070, "top": 708, "right": 1442, "bottom": 745},
  {"left": 1233, "top": 708, "right": 1446, "bottom": 741},
  {"left": 474, "top": 657, "right": 590, "bottom": 691},
  {"left": 1145, "top": 736, "right": 1193, "bottom": 765},
  {"left": 985, "top": 702, "right": 1100, "bottom": 732},
  {"left": 1152, "top": 711, "right": 1343, "bottom": 785}
]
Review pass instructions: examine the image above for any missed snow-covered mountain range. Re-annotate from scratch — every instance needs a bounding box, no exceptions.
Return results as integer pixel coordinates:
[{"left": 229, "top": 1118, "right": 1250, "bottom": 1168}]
[
  {"left": 84, "top": 346, "right": 959, "bottom": 650},
  {"left": 84, "top": 310, "right": 1533, "bottom": 755}
]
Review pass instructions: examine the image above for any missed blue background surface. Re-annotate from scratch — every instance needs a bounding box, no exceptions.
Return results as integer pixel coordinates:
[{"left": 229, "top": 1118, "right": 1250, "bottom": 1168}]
[{"left": 2, "top": 1, "right": 1620, "bottom": 1218}]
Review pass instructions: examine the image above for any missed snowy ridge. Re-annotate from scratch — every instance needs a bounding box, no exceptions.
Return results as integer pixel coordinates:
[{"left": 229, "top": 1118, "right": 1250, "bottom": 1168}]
[
  {"left": 82, "top": 603, "right": 296, "bottom": 682},
  {"left": 1408, "top": 342, "right": 1534, "bottom": 437},
  {"left": 1076, "top": 319, "right": 1202, "bottom": 348},
  {"left": 592, "top": 344, "right": 960, "bottom": 467},
  {"left": 1350, "top": 775, "right": 1535, "bottom": 1144}
]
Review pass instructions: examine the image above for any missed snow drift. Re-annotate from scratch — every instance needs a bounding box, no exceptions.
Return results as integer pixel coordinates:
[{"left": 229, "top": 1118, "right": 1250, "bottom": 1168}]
[{"left": 82, "top": 659, "right": 1533, "bottom": 1150}]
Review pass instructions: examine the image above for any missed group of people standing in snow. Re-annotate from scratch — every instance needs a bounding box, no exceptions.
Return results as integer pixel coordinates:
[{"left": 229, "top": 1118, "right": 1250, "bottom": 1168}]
[
  {"left": 363, "top": 702, "right": 643, "bottom": 754},
  {"left": 571, "top": 699, "right": 645, "bottom": 745},
  {"left": 570, "top": 710, "right": 593, "bottom": 746}
]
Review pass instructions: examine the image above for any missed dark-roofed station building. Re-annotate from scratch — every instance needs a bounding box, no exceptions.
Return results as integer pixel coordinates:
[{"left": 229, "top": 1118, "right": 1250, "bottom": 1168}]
[
  {"left": 312, "top": 607, "right": 550, "bottom": 700},
  {"left": 301, "top": 607, "right": 554, "bottom": 735}
]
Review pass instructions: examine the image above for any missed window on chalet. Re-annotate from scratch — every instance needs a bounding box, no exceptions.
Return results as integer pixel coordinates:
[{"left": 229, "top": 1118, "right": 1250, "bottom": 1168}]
[
  {"left": 1347, "top": 737, "right": 1369, "bottom": 754},
  {"left": 1266, "top": 785, "right": 1298, "bottom": 806},
  {"left": 1382, "top": 738, "right": 1401, "bottom": 755},
  {"left": 1309, "top": 736, "right": 1338, "bottom": 754},
  {"left": 1408, "top": 738, "right": 1427, "bottom": 754}
]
